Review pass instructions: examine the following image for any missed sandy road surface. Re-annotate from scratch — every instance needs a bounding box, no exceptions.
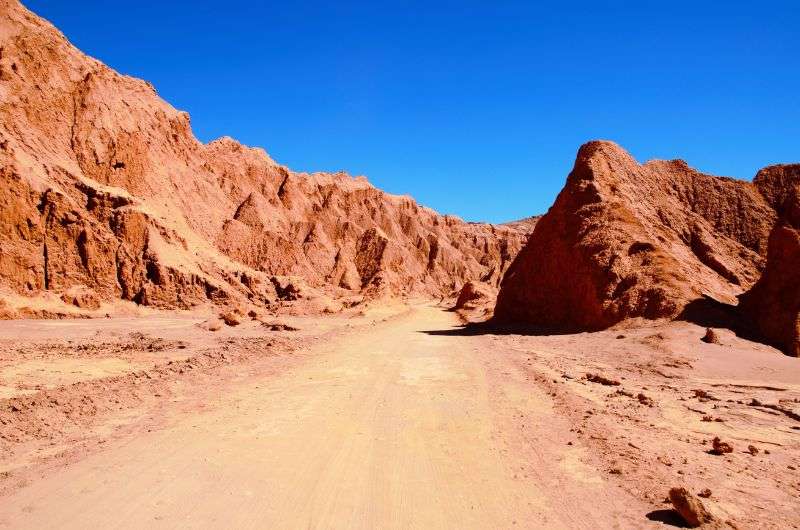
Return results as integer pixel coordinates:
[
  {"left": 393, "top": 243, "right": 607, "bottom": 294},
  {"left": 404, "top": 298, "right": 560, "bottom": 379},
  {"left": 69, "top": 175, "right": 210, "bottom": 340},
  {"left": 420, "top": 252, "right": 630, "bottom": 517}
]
[{"left": 0, "top": 306, "right": 648, "bottom": 529}]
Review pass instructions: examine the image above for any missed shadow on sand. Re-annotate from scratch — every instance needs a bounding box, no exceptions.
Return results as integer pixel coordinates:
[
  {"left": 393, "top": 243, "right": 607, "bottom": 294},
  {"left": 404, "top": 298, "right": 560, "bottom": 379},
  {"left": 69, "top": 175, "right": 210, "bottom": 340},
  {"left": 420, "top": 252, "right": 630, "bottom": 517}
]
[
  {"left": 677, "top": 294, "right": 780, "bottom": 350},
  {"left": 645, "top": 509, "right": 688, "bottom": 528},
  {"left": 420, "top": 319, "right": 598, "bottom": 338},
  {"left": 422, "top": 294, "right": 783, "bottom": 354},
  {"left": 677, "top": 295, "right": 741, "bottom": 329}
]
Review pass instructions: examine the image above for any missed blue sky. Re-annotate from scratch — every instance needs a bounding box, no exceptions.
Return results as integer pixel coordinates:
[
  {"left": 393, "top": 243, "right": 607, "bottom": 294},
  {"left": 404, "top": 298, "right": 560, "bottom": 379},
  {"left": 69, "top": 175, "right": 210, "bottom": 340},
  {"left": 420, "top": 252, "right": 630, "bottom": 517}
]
[{"left": 26, "top": 1, "right": 799, "bottom": 223}]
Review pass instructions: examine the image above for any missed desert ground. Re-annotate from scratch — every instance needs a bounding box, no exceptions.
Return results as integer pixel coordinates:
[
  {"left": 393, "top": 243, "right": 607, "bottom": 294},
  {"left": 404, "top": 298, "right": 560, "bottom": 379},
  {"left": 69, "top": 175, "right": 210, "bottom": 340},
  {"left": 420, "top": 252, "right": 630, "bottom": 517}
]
[
  {"left": 1, "top": 304, "right": 798, "bottom": 529},
  {"left": 2, "top": 2, "right": 799, "bottom": 528}
]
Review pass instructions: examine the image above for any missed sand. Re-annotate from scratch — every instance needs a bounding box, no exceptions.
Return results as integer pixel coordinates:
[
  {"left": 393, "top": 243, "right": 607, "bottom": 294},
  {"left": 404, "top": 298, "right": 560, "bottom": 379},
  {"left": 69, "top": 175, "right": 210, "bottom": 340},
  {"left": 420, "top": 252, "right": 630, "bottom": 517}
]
[{"left": 1, "top": 305, "right": 797, "bottom": 529}]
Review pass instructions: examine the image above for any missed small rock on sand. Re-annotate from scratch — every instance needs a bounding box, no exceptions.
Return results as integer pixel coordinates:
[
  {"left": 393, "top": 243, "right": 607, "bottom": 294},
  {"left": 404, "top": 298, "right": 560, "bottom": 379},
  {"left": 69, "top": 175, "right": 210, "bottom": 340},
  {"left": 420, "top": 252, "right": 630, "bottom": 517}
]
[
  {"left": 197, "top": 318, "right": 223, "bottom": 332},
  {"left": 220, "top": 312, "right": 242, "bottom": 327},
  {"left": 710, "top": 437, "right": 733, "bottom": 455},
  {"left": 701, "top": 328, "right": 720, "bottom": 344},
  {"left": 669, "top": 487, "right": 715, "bottom": 527},
  {"left": 262, "top": 321, "right": 299, "bottom": 332},
  {"left": 586, "top": 373, "right": 620, "bottom": 386}
]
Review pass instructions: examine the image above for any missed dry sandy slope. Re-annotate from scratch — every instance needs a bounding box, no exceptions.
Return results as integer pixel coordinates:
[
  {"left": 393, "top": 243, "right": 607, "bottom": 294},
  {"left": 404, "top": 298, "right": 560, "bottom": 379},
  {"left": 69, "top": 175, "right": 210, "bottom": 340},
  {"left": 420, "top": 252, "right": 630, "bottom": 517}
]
[{"left": 0, "top": 306, "right": 649, "bottom": 529}]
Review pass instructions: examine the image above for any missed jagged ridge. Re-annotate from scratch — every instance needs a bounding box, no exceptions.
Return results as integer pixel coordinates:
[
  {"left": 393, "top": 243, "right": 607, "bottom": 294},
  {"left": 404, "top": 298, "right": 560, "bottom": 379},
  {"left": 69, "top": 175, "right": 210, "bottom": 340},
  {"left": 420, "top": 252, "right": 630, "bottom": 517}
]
[{"left": 0, "top": 0, "right": 532, "bottom": 314}]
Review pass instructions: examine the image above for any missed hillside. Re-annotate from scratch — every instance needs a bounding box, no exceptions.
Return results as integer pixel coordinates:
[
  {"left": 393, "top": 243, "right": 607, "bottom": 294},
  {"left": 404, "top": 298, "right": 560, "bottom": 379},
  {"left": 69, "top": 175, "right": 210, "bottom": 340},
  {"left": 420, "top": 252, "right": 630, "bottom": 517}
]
[
  {"left": 494, "top": 141, "right": 777, "bottom": 331},
  {"left": 0, "top": 0, "right": 531, "bottom": 316}
]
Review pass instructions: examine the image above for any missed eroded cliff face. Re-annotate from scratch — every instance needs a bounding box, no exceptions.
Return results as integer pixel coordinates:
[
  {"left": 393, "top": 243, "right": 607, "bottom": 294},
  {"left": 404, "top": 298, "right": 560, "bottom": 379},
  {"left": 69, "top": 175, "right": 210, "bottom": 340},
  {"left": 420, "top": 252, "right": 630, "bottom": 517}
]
[
  {"left": 494, "top": 141, "right": 776, "bottom": 331},
  {"left": 0, "top": 0, "right": 530, "bottom": 314},
  {"left": 739, "top": 165, "right": 800, "bottom": 357}
]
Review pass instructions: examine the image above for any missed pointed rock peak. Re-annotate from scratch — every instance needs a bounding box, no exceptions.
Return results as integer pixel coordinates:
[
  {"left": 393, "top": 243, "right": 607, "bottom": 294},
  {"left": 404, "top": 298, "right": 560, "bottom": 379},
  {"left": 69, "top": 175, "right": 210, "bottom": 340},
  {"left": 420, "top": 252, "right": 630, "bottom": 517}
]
[
  {"left": 574, "top": 140, "right": 633, "bottom": 162},
  {"left": 567, "top": 140, "right": 640, "bottom": 185},
  {"left": 495, "top": 141, "right": 777, "bottom": 331}
]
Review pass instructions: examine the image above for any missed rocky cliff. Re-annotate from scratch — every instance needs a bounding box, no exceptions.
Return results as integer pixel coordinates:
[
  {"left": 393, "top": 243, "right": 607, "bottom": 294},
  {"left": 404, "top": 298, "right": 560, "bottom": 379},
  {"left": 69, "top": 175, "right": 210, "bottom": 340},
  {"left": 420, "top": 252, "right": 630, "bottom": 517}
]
[
  {"left": 0, "top": 0, "right": 530, "bottom": 314},
  {"left": 494, "top": 141, "right": 776, "bottom": 331},
  {"left": 739, "top": 165, "right": 800, "bottom": 356}
]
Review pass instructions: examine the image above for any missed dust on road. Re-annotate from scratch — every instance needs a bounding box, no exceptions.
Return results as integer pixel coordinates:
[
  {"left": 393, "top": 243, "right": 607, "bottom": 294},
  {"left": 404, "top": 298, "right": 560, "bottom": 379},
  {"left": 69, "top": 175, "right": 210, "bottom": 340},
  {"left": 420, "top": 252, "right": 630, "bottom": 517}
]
[{"left": 0, "top": 306, "right": 643, "bottom": 529}]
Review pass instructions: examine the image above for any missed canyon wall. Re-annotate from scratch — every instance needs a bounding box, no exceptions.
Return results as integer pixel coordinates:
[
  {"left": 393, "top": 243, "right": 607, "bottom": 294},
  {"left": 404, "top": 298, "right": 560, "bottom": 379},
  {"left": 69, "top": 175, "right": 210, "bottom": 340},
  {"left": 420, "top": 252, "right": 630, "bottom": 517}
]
[
  {"left": 739, "top": 165, "right": 800, "bottom": 356},
  {"left": 0, "top": 0, "right": 530, "bottom": 313}
]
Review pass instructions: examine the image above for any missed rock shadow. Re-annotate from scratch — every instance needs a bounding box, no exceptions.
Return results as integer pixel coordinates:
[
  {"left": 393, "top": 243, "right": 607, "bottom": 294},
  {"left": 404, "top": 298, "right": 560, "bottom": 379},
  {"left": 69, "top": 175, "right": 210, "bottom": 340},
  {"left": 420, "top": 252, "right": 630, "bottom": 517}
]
[
  {"left": 419, "top": 320, "right": 585, "bottom": 337},
  {"left": 677, "top": 295, "right": 740, "bottom": 329},
  {"left": 677, "top": 295, "right": 784, "bottom": 353},
  {"left": 423, "top": 295, "right": 783, "bottom": 357},
  {"left": 645, "top": 509, "right": 688, "bottom": 527}
]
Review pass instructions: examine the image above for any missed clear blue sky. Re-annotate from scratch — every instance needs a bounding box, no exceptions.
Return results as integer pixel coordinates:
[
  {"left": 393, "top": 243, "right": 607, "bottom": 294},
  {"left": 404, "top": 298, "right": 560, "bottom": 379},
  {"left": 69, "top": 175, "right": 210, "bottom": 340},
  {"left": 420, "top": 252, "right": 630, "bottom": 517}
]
[{"left": 25, "top": 1, "right": 799, "bottom": 223}]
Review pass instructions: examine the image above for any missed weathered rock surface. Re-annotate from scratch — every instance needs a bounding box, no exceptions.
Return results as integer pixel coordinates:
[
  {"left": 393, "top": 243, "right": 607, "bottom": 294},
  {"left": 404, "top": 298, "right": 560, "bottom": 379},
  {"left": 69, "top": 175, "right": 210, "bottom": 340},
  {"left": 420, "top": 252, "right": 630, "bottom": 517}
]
[
  {"left": 495, "top": 141, "right": 776, "bottom": 331},
  {"left": 0, "top": 1, "right": 531, "bottom": 313},
  {"left": 453, "top": 281, "right": 496, "bottom": 310},
  {"left": 668, "top": 487, "right": 715, "bottom": 528},
  {"left": 739, "top": 165, "right": 800, "bottom": 356},
  {"left": 701, "top": 328, "right": 720, "bottom": 345}
]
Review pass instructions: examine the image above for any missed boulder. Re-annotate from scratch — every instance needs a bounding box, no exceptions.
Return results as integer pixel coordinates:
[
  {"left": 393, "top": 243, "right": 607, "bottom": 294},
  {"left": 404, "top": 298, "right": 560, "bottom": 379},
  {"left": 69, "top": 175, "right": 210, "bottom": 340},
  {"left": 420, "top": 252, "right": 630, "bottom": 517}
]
[{"left": 668, "top": 487, "right": 715, "bottom": 527}]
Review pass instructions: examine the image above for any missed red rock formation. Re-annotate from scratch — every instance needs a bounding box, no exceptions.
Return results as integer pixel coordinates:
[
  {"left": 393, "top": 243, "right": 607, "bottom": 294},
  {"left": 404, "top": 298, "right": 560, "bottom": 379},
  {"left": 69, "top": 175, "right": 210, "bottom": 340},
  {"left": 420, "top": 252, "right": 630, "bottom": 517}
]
[
  {"left": 752, "top": 164, "right": 800, "bottom": 226},
  {"left": 0, "top": 0, "right": 531, "bottom": 313},
  {"left": 494, "top": 141, "right": 775, "bottom": 330},
  {"left": 739, "top": 165, "right": 800, "bottom": 356},
  {"left": 454, "top": 281, "right": 496, "bottom": 310}
]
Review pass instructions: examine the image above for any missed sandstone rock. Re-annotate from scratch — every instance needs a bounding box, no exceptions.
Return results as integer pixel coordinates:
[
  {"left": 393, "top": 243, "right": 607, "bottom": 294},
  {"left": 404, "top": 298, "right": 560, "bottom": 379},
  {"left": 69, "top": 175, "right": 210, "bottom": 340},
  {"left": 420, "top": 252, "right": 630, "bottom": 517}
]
[
  {"left": 454, "top": 281, "right": 495, "bottom": 310},
  {"left": 197, "top": 318, "right": 223, "bottom": 332},
  {"left": 709, "top": 437, "right": 733, "bottom": 455},
  {"left": 0, "top": 297, "right": 15, "bottom": 319},
  {"left": 262, "top": 321, "right": 299, "bottom": 332},
  {"left": 586, "top": 373, "right": 620, "bottom": 386},
  {"left": 701, "top": 328, "right": 720, "bottom": 344},
  {"left": 0, "top": 1, "right": 533, "bottom": 315},
  {"left": 669, "top": 487, "right": 715, "bottom": 527},
  {"left": 495, "top": 141, "right": 774, "bottom": 331},
  {"left": 270, "top": 276, "right": 305, "bottom": 301},
  {"left": 752, "top": 164, "right": 800, "bottom": 226},
  {"left": 60, "top": 285, "right": 101, "bottom": 310},
  {"left": 220, "top": 311, "right": 243, "bottom": 327},
  {"left": 739, "top": 165, "right": 800, "bottom": 357},
  {"left": 636, "top": 393, "right": 654, "bottom": 407},
  {"left": 354, "top": 228, "right": 390, "bottom": 289}
]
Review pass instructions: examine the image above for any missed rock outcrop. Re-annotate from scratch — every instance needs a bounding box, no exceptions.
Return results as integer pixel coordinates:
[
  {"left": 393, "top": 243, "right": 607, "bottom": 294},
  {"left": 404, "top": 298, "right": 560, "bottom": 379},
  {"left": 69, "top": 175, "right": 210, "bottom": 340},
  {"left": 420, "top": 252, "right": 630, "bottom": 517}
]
[
  {"left": 0, "top": 0, "right": 531, "bottom": 313},
  {"left": 739, "top": 165, "right": 800, "bottom": 356},
  {"left": 494, "top": 141, "right": 776, "bottom": 331},
  {"left": 453, "top": 281, "right": 495, "bottom": 310}
]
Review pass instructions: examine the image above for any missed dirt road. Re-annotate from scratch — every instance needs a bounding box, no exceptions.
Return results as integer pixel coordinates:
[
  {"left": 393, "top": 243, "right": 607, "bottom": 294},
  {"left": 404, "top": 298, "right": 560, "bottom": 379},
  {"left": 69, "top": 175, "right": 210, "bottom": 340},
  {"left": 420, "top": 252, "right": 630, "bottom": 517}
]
[{"left": 0, "top": 306, "right": 653, "bottom": 529}]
